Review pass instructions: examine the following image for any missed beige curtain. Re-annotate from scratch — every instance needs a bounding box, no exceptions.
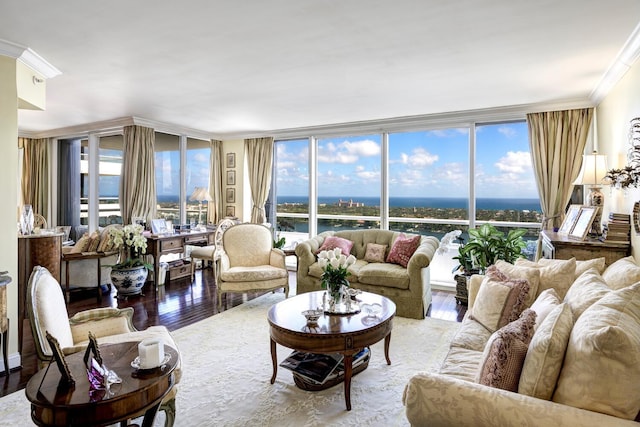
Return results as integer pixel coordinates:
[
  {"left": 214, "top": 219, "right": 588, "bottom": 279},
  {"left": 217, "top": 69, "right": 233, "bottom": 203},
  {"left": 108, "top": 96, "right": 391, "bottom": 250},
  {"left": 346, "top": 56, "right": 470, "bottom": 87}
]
[
  {"left": 19, "top": 137, "right": 49, "bottom": 218},
  {"left": 245, "top": 137, "right": 274, "bottom": 223},
  {"left": 208, "top": 139, "right": 224, "bottom": 224},
  {"left": 527, "top": 108, "right": 593, "bottom": 256},
  {"left": 120, "top": 125, "right": 157, "bottom": 225}
]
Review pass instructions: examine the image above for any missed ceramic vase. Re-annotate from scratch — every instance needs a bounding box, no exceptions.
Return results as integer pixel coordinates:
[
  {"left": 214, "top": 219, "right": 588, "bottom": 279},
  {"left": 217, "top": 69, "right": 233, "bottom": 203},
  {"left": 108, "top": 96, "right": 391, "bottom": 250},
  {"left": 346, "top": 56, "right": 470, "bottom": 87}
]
[{"left": 110, "top": 266, "right": 148, "bottom": 296}]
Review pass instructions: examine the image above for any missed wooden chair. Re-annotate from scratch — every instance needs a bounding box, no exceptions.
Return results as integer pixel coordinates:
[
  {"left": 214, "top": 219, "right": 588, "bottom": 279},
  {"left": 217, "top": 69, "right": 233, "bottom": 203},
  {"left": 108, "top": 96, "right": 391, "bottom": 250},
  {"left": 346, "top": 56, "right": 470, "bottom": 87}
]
[
  {"left": 33, "top": 213, "right": 47, "bottom": 229},
  {"left": 190, "top": 218, "right": 237, "bottom": 282}
]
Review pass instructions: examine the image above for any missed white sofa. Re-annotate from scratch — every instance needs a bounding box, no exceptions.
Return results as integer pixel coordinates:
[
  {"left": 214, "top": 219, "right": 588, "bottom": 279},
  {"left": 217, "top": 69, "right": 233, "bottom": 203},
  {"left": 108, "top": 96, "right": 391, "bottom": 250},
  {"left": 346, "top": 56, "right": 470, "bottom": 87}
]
[{"left": 403, "top": 256, "right": 640, "bottom": 426}]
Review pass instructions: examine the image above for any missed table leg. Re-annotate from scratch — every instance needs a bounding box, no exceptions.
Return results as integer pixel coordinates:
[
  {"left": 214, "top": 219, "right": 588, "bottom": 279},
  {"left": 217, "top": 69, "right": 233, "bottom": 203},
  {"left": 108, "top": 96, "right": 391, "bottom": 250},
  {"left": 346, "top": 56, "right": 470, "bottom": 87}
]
[
  {"left": 97, "top": 258, "right": 103, "bottom": 303},
  {"left": 343, "top": 353, "right": 353, "bottom": 411},
  {"left": 65, "top": 260, "right": 71, "bottom": 303},
  {"left": 1, "top": 319, "right": 8, "bottom": 376},
  {"left": 384, "top": 332, "right": 392, "bottom": 365},
  {"left": 270, "top": 338, "right": 277, "bottom": 384},
  {"left": 140, "top": 401, "right": 163, "bottom": 427}
]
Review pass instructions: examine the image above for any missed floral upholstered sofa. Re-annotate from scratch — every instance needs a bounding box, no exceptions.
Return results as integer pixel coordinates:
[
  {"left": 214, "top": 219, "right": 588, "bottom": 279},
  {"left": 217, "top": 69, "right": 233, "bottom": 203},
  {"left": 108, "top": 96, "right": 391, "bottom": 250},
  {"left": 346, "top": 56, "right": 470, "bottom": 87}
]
[
  {"left": 403, "top": 256, "right": 640, "bottom": 426},
  {"left": 295, "top": 229, "right": 439, "bottom": 319}
]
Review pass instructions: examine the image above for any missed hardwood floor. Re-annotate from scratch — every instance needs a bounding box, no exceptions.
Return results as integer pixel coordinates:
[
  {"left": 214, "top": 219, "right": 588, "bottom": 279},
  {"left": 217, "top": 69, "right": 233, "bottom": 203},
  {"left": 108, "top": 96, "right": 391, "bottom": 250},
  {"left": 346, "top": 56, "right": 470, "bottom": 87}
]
[{"left": 0, "top": 267, "right": 466, "bottom": 398}]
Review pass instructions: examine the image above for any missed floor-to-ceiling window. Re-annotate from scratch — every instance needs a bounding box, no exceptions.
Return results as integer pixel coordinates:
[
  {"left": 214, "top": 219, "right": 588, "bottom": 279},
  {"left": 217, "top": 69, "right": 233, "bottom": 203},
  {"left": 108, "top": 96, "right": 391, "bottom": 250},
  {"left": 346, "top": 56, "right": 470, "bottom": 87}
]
[
  {"left": 155, "top": 132, "right": 181, "bottom": 224},
  {"left": 186, "top": 137, "right": 212, "bottom": 225},
  {"left": 97, "top": 135, "right": 123, "bottom": 225}
]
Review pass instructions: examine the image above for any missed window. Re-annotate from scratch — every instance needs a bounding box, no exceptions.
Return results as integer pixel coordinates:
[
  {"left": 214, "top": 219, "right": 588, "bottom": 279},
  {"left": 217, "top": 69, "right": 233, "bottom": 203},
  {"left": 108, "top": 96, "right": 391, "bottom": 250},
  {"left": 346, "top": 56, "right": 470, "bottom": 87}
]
[
  {"left": 155, "top": 133, "right": 180, "bottom": 223},
  {"left": 98, "top": 135, "right": 123, "bottom": 225},
  {"left": 275, "top": 139, "right": 309, "bottom": 242},
  {"left": 186, "top": 137, "right": 212, "bottom": 225}
]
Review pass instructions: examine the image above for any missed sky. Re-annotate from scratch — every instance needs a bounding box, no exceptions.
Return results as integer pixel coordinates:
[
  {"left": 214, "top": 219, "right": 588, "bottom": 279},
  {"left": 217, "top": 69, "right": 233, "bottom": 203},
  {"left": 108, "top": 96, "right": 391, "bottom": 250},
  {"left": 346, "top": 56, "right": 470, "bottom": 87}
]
[{"left": 276, "top": 121, "right": 539, "bottom": 199}]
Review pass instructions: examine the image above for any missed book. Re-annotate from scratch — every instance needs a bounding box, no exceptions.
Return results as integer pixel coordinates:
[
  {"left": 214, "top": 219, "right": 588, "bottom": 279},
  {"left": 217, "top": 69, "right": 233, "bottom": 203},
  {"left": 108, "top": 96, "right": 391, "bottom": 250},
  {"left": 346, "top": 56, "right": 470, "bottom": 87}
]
[{"left": 280, "top": 352, "right": 344, "bottom": 385}]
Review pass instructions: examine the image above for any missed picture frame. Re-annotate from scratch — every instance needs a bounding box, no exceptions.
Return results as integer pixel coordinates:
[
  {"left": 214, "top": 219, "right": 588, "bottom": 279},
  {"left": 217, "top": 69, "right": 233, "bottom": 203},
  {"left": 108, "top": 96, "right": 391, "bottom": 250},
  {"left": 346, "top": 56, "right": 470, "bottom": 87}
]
[
  {"left": 226, "top": 206, "right": 235, "bottom": 217},
  {"left": 226, "top": 153, "right": 236, "bottom": 169},
  {"left": 226, "top": 170, "right": 236, "bottom": 186},
  {"left": 151, "top": 218, "right": 169, "bottom": 235},
  {"left": 569, "top": 206, "right": 598, "bottom": 240},
  {"left": 45, "top": 331, "right": 75, "bottom": 386},
  {"left": 83, "top": 332, "right": 103, "bottom": 368},
  {"left": 558, "top": 204, "right": 583, "bottom": 235},
  {"left": 226, "top": 188, "right": 235, "bottom": 203}
]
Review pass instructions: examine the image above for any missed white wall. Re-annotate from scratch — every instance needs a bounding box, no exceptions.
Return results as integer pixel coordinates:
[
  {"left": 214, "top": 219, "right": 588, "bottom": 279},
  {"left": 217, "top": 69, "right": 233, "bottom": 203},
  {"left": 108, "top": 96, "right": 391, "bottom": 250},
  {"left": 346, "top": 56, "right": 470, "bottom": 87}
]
[{"left": 597, "top": 59, "right": 640, "bottom": 259}]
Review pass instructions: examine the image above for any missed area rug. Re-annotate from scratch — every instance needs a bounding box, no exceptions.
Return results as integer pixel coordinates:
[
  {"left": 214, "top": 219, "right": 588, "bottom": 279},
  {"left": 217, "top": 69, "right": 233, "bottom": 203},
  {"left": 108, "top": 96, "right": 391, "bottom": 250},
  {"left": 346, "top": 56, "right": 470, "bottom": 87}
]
[{"left": 0, "top": 293, "right": 459, "bottom": 426}]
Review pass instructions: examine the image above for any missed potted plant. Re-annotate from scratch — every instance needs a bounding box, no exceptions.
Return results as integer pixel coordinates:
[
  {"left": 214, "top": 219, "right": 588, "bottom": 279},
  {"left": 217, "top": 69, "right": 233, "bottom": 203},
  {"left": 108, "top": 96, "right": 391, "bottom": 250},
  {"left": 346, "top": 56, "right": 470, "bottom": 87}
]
[
  {"left": 451, "top": 224, "right": 527, "bottom": 305},
  {"left": 109, "top": 224, "right": 152, "bottom": 297}
]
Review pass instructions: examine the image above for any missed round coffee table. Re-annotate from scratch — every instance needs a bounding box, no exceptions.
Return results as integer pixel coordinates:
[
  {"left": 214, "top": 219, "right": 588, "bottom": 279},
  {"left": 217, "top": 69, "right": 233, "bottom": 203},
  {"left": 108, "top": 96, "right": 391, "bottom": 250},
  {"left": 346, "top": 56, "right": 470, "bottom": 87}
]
[
  {"left": 268, "top": 290, "right": 395, "bottom": 410},
  {"left": 25, "top": 341, "right": 178, "bottom": 427}
]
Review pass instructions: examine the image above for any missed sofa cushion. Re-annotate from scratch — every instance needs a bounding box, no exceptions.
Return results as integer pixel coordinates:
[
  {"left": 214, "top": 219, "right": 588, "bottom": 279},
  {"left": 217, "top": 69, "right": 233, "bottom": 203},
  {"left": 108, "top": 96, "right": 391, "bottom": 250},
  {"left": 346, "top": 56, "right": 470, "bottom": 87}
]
[
  {"left": 449, "top": 315, "right": 493, "bottom": 352},
  {"left": 535, "top": 257, "right": 606, "bottom": 280},
  {"left": 602, "top": 255, "right": 640, "bottom": 290},
  {"left": 364, "top": 243, "right": 387, "bottom": 263},
  {"left": 475, "top": 309, "right": 537, "bottom": 392},
  {"left": 357, "top": 263, "right": 409, "bottom": 289},
  {"left": 307, "top": 259, "right": 365, "bottom": 284},
  {"left": 386, "top": 234, "right": 420, "bottom": 268},
  {"left": 529, "top": 288, "right": 561, "bottom": 330},
  {"left": 508, "top": 258, "right": 575, "bottom": 301},
  {"left": 518, "top": 303, "right": 573, "bottom": 400},
  {"left": 470, "top": 266, "right": 530, "bottom": 333},
  {"left": 563, "top": 268, "right": 610, "bottom": 319},
  {"left": 553, "top": 281, "right": 640, "bottom": 420},
  {"left": 316, "top": 236, "right": 353, "bottom": 256},
  {"left": 438, "top": 346, "right": 486, "bottom": 382}
]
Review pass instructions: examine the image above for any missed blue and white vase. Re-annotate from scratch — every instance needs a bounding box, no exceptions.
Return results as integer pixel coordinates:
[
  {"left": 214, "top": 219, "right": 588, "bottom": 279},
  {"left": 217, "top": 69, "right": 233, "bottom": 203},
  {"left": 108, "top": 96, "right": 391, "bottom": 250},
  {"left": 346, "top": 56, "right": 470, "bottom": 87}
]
[{"left": 110, "top": 266, "right": 148, "bottom": 296}]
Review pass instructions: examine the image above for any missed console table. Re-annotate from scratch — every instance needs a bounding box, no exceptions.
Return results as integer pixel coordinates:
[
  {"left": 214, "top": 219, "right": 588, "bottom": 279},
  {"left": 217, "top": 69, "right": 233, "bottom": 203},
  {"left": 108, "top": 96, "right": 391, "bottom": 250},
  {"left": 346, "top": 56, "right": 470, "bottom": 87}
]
[
  {"left": 146, "top": 230, "right": 214, "bottom": 286},
  {"left": 540, "top": 230, "right": 631, "bottom": 267}
]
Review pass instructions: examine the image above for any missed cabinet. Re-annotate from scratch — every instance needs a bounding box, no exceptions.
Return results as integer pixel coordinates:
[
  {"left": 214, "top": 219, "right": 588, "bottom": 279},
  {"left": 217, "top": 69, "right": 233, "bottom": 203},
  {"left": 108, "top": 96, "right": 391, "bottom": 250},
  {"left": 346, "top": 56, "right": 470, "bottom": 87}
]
[
  {"left": 18, "top": 233, "right": 63, "bottom": 354},
  {"left": 540, "top": 230, "right": 630, "bottom": 267}
]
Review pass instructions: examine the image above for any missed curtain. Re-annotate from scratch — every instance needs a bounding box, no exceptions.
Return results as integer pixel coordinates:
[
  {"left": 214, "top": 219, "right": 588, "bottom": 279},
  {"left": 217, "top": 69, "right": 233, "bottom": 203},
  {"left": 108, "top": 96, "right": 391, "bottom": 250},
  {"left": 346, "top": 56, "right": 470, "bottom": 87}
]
[
  {"left": 245, "top": 137, "right": 274, "bottom": 223},
  {"left": 208, "top": 139, "right": 224, "bottom": 224},
  {"left": 57, "top": 139, "right": 81, "bottom": 227},
  {"left": 19, "top": 137, "right": 49, "bottom": 218},
  {"left": 527, "top": 108, "right": 593, "bottom": 257},
  {"left": 120, "top": 125, "right": 157, "bottom": 225}
]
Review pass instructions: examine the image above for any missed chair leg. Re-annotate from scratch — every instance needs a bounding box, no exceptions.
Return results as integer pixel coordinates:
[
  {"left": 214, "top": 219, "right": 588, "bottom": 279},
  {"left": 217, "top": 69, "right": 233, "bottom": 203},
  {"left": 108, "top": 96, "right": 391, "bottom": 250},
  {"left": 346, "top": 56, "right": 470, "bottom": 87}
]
[
  {"left": 1, "top": 319, "right": 8, "bottom": 376},
  {"left": 160, "top": 397, "right": 176, "bottom": 427}
]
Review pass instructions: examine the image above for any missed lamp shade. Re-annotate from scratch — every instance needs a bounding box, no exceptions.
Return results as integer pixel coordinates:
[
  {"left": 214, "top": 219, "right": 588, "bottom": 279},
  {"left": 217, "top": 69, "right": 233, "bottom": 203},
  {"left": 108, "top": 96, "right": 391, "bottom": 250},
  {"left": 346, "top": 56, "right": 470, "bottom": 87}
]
[
  {"left": 574, "top": 152, "right": 608, "bottom": 186},
  {"left": 189, "top": 187, "right": 213, "bottom": 202}
]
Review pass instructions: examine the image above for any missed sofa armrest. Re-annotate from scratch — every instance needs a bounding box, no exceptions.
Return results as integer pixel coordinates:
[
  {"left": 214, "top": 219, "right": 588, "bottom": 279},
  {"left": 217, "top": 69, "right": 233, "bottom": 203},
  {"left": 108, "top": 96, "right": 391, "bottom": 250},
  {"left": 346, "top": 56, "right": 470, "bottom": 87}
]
[
  {"left": 407, "top": 236, "right": 439, "bottom": 271},
  {"left": 270, "top": 248, "right": 286, "bottom": 269},
  {"left": 69, "top": 307, "right": 137, "bottom": 344},
  {"left": 467, "top": 274, "right": 484, "bottom": 309},
  {"left": 403, "top": 372, "right": 636, "bottom": 427},
  {"left": 295, "top": 232, "right": 333, "bottom": 274}
]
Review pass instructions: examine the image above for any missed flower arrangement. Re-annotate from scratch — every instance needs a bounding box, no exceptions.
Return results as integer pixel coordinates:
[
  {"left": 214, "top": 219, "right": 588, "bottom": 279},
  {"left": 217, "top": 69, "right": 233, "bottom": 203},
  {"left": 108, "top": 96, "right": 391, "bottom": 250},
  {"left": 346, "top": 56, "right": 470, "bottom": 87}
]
[
  {"left": 317, "top": 248, "right": 357, "bottom": 299},
  {"left": 110, "top": 224, "right": 152, "bottom": 270}
]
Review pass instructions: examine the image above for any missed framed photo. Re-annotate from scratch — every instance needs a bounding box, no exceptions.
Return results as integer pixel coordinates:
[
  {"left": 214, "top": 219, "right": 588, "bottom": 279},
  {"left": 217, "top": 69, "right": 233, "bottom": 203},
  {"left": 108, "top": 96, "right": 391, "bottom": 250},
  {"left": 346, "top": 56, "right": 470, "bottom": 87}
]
[
  {"left": 558, "top": 204, "right": 582, "bottom": 235},
  {"left": 569, "top": 206, "right": 598, "bottom": 240},
  {"left": 151, "top": 218, "right": 169, "bottom": 235},
  {"left": 226, "top": 170, "right": 236, "bottom": 186},
  {"left": 45, "top": 331, "right": 75, "bottom": 386},
  {"left": 226, "top": 153, "right": 236, "bottom": 169},
  {"left": 226, "top": 188, "right": 235, "bottom": 203},
  {"left": 226, "top": 205, "right": 235, "bottom": 217}
]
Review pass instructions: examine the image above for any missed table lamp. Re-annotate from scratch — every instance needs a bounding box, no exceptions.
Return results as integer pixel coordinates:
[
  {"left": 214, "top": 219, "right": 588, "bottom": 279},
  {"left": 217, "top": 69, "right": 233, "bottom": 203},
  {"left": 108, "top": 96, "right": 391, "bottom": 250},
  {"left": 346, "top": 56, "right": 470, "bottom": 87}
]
[
  {"left": 574, "top": 151, "right": 608, "bottom": 236},
  {"left": 189, "top": 187, "right": 213, "bottom": 226}
]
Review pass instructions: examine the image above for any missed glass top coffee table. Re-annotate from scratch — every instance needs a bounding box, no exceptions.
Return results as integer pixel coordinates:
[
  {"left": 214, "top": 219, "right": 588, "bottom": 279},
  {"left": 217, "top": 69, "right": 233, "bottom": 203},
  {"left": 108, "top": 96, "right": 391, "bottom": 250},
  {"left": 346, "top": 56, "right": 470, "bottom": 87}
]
[{"left": 268, "top": 290, "right": 396, "bottom": 410}]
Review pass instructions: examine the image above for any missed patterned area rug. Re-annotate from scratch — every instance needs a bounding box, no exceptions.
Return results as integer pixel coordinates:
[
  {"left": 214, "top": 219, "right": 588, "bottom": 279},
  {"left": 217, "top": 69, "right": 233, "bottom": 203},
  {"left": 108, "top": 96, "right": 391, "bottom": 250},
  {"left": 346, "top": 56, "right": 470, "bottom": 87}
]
[{"left": 0, "top": 293, "right": 459, "bottom": 427}]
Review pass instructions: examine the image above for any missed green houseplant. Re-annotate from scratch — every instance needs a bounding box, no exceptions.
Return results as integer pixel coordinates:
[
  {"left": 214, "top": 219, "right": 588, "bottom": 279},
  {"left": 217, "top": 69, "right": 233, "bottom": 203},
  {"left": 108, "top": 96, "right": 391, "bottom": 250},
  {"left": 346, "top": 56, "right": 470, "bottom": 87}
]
[{"left": 454, "top": 223, "right": 527, "bottom": 275}]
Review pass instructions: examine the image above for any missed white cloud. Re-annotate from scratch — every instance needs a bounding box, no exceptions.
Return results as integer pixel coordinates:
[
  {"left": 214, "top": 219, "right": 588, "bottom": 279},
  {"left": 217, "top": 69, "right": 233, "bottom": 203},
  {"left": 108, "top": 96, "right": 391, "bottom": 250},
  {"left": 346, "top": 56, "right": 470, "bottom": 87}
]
[
  {"left": 494, "top": 151, "right": 531, "bottom": 174},
  {"left": 399, "top": 147, "right": 439, "bottom": 168},
  {"left": 498, "top": 126, "right": 517, "bottom": 138},
  {"left": 318, "top": 139, "right": 380, "bottom": 164}
]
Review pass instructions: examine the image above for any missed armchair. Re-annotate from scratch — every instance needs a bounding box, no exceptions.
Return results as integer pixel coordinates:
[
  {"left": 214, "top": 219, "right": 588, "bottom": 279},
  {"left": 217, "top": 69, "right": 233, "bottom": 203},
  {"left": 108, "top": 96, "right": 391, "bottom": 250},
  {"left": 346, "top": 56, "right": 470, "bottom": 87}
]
[
  {"left": 27, "top": 266, "right": 181, "bottom": 427},
  {"left": 217, "top": 223, "right": 289, "bottom": 308},
  {"left": 190, "top": 218, "right": 238, "bottom": 282}
]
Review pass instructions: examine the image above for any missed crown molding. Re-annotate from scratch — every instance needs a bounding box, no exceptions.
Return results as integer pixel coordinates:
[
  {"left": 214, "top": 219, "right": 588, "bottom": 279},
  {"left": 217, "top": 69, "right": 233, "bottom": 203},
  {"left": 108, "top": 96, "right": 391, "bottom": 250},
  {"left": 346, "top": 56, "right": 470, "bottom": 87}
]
[
  {"left": 591, "top": 22, "right": 640, "bottom": 104},
  {"left": 0, "top": 38, "right": 61, "bottom": 79}
]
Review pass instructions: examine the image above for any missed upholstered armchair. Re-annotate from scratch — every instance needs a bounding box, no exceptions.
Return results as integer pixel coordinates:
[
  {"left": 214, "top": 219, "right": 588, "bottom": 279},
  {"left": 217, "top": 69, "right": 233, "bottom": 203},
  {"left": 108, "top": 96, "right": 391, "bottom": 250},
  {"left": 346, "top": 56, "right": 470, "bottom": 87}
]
[
  {"left": 217, "top": 223, "right": 289, "bottom": 308},
  {"left": 26, "top": 266, "right": 181, "bottom": 427},
  {"left": 190, "top": 218, "right": 238, "bottom": 282}
]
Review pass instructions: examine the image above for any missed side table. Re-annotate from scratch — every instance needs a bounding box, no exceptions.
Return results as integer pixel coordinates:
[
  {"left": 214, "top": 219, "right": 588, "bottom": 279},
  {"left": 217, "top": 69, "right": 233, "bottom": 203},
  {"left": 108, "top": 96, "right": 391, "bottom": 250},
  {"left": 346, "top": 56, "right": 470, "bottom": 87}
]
[{"left": 0, "top": 273, "right": 10, "bottom": 375}]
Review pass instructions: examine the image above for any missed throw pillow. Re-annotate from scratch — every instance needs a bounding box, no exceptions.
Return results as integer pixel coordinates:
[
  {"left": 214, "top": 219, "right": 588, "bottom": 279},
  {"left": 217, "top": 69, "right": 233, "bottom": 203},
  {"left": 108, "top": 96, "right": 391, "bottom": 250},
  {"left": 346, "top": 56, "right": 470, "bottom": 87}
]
[
  {"left": 535, "top": 257, "right": 606, "bottom": 280},
  {"left": 553, "top": 281, "right": 640, "bottom": 420},
  {"left": 470, "top": 265, "right": 530, "bottom": 333},
  {"left": 476, "top": 309, "right": 537, "bottom": 392},
  {"left": 316, "top": 236, "right": 354, "bottom": 256},
  {"left": 529, "top": 288, "right": 561, "bottom": 330},
  {"left": 386, "top": 234, "right": 420, "bottom": 268},
  {"left": 70, "top": 233, "right": 91, "bottom": 253},
  {"left": 563, "top": 268, "right": 610, "bottom": 319},
  {"left": 602, "top": 256, "right": 640, "bottom": 290},
  {"left": 518, "top": 303, "right": 573, "bottom": 400},
  {"left": 506, "top": 258, "right": 575, "bottom": 301},
  {"left": 493, "top": 260, "right": 541, "bottom": 307},
  {"left": 363, "top": 243, "right": 387, "bottom": 263},
  {"left": 86, "top": 231, "right": 100, "bottom": 252}
]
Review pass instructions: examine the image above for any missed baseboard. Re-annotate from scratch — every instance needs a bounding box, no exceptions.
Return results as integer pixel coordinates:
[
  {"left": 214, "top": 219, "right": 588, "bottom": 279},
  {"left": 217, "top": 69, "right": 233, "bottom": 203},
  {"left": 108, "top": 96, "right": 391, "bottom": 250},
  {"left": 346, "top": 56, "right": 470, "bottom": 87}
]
[{"left": 0, "top": 352, "right": 22, "bottom": 375}]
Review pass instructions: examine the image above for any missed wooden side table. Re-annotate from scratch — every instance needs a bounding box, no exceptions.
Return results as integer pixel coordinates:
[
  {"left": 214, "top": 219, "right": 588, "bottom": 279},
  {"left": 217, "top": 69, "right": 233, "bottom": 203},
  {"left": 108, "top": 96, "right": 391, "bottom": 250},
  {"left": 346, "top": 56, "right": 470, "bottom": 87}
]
[{"left": 540, "top": 230, "right": 631, "bottom": 266}]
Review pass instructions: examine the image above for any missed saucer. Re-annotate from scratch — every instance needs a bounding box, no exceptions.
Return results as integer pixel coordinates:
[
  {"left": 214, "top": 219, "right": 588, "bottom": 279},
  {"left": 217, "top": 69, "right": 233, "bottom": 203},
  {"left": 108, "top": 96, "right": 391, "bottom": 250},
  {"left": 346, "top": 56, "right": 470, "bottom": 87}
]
[{"left": 131, "top": 353, "right": 171, "bottom": 370}]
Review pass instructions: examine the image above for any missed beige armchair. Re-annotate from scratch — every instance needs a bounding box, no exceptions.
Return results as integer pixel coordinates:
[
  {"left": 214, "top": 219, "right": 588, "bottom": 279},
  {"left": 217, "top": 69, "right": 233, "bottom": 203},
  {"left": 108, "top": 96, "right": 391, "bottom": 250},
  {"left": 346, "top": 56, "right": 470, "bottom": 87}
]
[
  {"left": 217, "top": 223, "right": 289, "bottom": 308},
  {"left": 27, "top": 266, "right": 181, "bottom": 427},
  {"left": 190, "top": 218, "right": 238, "bottom": 282}
]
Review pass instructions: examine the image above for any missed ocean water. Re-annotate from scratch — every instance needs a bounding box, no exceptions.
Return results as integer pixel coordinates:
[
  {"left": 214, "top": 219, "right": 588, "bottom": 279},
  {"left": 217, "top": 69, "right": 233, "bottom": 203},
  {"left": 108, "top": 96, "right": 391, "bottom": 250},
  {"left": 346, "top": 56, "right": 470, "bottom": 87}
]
[{"left": 277, "top": 196, "right": 541, "bottom": 211}]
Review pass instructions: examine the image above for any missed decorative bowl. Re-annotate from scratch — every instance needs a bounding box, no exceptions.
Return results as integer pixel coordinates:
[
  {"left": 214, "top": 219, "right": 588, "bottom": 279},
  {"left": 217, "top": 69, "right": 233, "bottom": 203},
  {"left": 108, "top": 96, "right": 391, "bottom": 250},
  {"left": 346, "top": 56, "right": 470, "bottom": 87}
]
[{"left": 302, "top": 309, "right": 323, "bottom": 323}]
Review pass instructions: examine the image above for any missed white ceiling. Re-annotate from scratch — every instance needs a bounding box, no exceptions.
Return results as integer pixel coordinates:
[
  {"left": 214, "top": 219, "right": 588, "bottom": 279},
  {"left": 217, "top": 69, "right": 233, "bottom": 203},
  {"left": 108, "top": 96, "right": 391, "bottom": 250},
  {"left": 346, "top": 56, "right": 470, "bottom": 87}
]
[{"left": 3, "top": 0, "right": 640, "bottom": 138}]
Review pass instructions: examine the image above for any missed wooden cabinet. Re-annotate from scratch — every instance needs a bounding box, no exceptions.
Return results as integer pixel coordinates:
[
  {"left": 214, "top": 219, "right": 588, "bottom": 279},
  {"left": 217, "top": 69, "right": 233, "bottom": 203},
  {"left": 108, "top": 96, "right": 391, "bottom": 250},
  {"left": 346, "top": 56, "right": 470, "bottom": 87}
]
[
  {"left": 540, "top": 230, "right": 630, "bottom": 267},
  {"left": 17, "top": 233, "right": 63, "bottom": 354}
]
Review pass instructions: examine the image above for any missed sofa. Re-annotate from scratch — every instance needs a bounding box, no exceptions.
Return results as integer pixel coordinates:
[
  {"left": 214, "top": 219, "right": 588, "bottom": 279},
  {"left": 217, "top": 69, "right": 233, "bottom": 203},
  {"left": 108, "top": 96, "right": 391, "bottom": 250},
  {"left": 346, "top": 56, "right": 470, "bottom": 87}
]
[
  {"left": 403, "top": 255, "right": 640, "bottom": 426},
  {"left": 295, "top": 229, "right": 439, "bottom": 319}
]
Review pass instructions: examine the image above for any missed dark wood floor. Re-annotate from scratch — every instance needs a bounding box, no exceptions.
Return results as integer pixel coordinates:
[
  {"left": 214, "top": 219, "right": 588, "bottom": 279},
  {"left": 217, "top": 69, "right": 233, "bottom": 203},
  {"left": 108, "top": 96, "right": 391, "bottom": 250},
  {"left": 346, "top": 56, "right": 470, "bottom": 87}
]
[{"left": 0, "top": 267, "right": 466, "bottom": 398}]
